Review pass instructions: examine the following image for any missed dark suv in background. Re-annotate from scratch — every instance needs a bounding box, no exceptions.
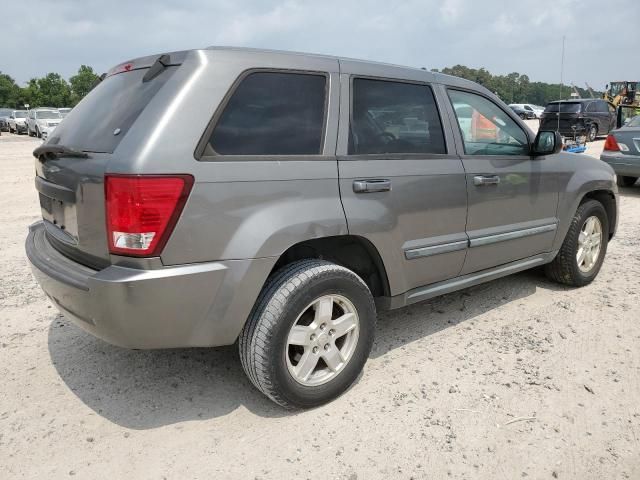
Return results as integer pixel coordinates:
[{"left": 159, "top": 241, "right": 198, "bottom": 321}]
[{"left": 540, "top": 99, "right": 616, "bottom": 142}]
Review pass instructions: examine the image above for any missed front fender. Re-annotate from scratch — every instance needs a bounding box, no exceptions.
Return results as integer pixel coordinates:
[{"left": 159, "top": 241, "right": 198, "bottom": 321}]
[{"left": 553, "top": 154, "right": 617, "bottom": 251}]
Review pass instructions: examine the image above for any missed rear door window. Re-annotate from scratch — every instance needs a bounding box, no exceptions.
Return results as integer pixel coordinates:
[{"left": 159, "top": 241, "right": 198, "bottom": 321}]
[
  {"left": 448, "top": 89, "right": 529, "bottom": 156},
  {"left": 208, "top": 72, "right": 327, "bottom": 155},
  {"left": 545, "top": 102, "right": 582, "bottom": 113},
  {"left": 349, "top": 78, "right": 446, "bottom": 155},
  {"left": 50, "top": 66, "right": 178, "bottom": 153}
]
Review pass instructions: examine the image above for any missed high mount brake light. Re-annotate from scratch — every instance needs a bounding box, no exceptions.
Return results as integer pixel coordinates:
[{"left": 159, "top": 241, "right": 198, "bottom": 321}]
[
  {"left": 105, "top": 175, "right": 194, "bottom": 257},
  {"left": 603, "top": 135, "right": 620, "bottom": 152}
]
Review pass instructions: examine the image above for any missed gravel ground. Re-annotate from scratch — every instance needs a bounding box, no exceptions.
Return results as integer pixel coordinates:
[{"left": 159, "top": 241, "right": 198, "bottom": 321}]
[{"left": 1, "top": 129, "right": 639, "bottom": 479}]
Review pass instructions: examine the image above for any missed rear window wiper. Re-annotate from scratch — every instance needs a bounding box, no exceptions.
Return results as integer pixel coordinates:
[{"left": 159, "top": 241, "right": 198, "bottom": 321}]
[{"left": 33, "top": 145, "right": 90, "bottom": 161}]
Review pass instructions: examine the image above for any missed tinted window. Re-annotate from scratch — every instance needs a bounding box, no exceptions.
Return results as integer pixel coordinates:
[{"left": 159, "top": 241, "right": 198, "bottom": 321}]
[
  {"left": 596, "top": 101, "right": 610, "bottom": 113},
  {"left": 545, "top": 102, "right": 581, "bottom": 113},
  {"left": 349, "top": 78, "right": 446, "bottom": 155},
  {"left": 449, "top": 89, "right": 529, "bottom": 156},
  {"left": 209, "top": 72, "right": 326, "bottom": 155},
  {"left": 50, "top": 66, "right": 177, "bottom": 153}
]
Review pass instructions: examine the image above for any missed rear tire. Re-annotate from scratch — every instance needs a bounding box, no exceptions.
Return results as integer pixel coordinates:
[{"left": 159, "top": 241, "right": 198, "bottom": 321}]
[
  {"left": 239, "top": 259, "right": 376, "bottom": 409},
  {"left": 616, "top": 176, "right": 637, "bottom": 187},
  {"left": 545, "top": 199, "right": 608, "bottom": 287}
]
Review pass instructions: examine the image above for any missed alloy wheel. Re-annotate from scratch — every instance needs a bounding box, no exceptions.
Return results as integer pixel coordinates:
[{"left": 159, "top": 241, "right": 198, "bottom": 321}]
[
  {"left": 285, "top": 294, "right": 360, "bottom": 386},
  {"left": 576, "top": 215, "right": 602, "bottom": 273}
]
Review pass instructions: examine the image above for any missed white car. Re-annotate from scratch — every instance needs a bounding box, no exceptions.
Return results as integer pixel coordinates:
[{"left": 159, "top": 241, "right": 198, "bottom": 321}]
[
  {"left": 509, "top": 103, "right": 544, "bottom": 119},
  {"left": 8, "top": 110, "right": 29, "bottom": 134},
  {"left": 40, "top": 125, "right": 57, "bottom": 141},
  {"left": 26, "top": 108, "right": 62, "bottom": 138}
]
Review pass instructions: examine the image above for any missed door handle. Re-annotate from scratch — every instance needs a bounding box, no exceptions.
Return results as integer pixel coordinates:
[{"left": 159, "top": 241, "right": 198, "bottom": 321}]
[
  {"left": 353, "top": 179, "right": 392, "bottom": 193},
  {"left": 473, "top": 175, "right": 500, "bottom": 186}
]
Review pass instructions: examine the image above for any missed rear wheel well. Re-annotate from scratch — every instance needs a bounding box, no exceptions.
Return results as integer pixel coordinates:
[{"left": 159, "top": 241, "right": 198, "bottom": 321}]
[
  {"left": 581, "top": 190, "right": 616, "bottom": 238},
  {"left": 269, "top": 236, "right": 390, "bottom": 298}
]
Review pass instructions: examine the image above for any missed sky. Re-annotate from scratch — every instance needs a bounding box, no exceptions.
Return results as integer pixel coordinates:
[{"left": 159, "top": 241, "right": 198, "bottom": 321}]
[{"left": 3, "top": 0, "right": 638, "bottom": 89}]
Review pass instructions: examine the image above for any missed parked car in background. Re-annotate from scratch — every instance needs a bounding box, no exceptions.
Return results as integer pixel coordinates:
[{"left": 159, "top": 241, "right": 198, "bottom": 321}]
[
  {"left": 58, "top": 108, "right": 72, "bottom": 117},
  {"left": 26, "top": 108, "right": 63, "bottom": 138},
  {"left": 540, "top": 99, "right": 616, "bottom": 142},
  {"left": 0, "top": 108, "right": 11, "bottom": 132},
  {"left": 601, "top": 115, "right": 640, "bottom": 187},
  {"left": 509, "top": 104, "right": 536, "bottom": 120},
  {"left": 509, "top": 103, "right": 544, "bottom": 119},
  {"left": 26, "top": 47, "right": 618, "bottom": 409},
  {"left": 8, "top": 110, "right": 29, "bottom": 134}
]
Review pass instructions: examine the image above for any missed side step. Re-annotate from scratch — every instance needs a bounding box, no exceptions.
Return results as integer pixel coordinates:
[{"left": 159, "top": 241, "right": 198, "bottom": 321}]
[{"left": 376, "top": 251, "right": 557, "bottom": 310}]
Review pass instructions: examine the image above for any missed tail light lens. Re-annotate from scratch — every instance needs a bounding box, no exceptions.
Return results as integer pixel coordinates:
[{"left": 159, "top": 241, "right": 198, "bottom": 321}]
[
  {"left": 603, "top": 135, "right": 620, "bottom": 152},
  {"left": 105, "top": 175, "right": 194, "bottom": 257}
]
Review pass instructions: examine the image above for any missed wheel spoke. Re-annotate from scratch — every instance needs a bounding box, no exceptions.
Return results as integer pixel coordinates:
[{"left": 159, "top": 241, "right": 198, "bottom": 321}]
[
  {"left": 322, "top": 347, "right": 344, "bottom": 372},
  {"left": 577, "top": 247, "right": 587, "bottom": 265},
  {"left": 578, "top": 231, "right": 587, "bottom": 245},
  {"left": 585, "top": 217, "right": 595, "bottom": 235},
  {"left": 295, "top": 350, "right": 319, "bottom": 381},
  {"left": 314, "top": 296, "right": 334, "bottom": 323},
  {"left": 331, "top": 312, "right": 357, "bottom": 338},
  {"left": 288, "top": 325, "right": 312, "bottom": 346}
]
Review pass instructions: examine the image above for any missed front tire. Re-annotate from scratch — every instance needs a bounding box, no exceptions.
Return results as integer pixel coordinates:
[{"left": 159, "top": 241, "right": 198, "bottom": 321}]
[
  {"left": 587, "top": 124, "right": 598, "bottom": 142},
  {"left": 239, "top": 260, "right": 376, "bottom": 409},
  {"left": 545, "top": 199, "right": 608, "bottom": 287},
  {"left": 617, "top": 176, "right": 637, "bottom": 187}
]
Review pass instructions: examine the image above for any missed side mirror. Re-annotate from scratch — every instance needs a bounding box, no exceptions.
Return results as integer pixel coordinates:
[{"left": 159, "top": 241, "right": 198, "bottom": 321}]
[{"left": 532, "top": 130, "right": 563, "bottom": 156}]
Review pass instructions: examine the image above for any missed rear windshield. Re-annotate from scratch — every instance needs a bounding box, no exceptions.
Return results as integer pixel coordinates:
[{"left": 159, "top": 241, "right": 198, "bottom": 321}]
[
  {"left": 627, "top": 116, "right": 640, "bottom": 127},
  {"left": 49, "top": 66, "right": 177, "bottom": 153},
  {"left": 36, "top": 110, "right": 61, "bottom": 119},
  {"left": 545, "top": 102, "right": 581, "bottom": 113}
]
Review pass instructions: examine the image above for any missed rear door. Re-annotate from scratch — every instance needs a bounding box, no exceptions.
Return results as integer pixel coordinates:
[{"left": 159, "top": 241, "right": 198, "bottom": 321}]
[
  {"left": 445, "top": 88, "right": 559, "bottom": 274},
  {"left": 337, "top": 64, "right": 468, "bottom": 295}
]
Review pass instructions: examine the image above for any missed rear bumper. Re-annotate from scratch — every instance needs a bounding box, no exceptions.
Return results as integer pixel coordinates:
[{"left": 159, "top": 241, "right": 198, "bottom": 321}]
[
  {"left": 600, "top": 152, "right": 640, "bottom": 177},
  {"left": 26, "top": 221, "right": 275, "bottom": 348}
]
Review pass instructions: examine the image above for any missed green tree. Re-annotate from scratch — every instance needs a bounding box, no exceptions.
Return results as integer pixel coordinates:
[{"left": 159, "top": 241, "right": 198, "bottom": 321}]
[
  {"left": 36, "top": 73, "right": 71, "bottom": 107},
  {"left": 69, "top": 65, "right": 99, "bottom": 106},
  {"left": 0, "top": 72, "right": 22, "bottom": 108}
]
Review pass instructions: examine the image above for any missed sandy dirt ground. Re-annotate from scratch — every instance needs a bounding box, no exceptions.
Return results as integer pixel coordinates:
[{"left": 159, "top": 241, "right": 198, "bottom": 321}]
[{"left": 1, "top": 128, "right": 639, "bottom": 480}]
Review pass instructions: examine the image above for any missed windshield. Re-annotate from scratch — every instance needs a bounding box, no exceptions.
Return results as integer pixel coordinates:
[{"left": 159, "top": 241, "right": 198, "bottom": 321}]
[
  {"left": 36, "top": 110, "right": 61, "bottom": 119},
  {"left": 627, "top": 116, "right": 640, "bottom": 127},
  {"left": 50, "top": 65, "right": 177, "bottom": 153},
  {"left": 14, "top": 111, "right": 27, "bottom": 118},
  {"left": 545, "top": 102, "right": 581, "bottom": 113}
]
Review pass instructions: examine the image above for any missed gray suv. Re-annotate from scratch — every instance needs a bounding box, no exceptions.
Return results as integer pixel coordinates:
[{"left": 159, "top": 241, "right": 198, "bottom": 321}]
[{"left": 26, "top": 47, "right": 618, "bottom": 408}]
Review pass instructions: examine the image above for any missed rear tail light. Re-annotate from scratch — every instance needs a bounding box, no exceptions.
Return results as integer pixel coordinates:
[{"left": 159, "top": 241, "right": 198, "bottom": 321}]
[
  {"left": 105, "top": 175, "right": 194, "bottom": 257},
  {"left": 603, "top": 135, "right": 620, "bottom": 152}
]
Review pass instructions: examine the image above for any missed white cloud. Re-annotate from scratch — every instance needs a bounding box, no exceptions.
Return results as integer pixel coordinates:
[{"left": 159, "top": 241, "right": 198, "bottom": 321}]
[{"left": 2, "top": 0, "right": 637, "bottom": 89}]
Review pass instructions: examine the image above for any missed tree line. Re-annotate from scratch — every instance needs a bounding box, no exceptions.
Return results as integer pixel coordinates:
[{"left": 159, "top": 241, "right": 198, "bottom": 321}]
[
  {"left": 0, "top": 63, "right": 602, "bottom": 110},
  {"left": 431, "top": 65, "right": 601, "bottom": 106},
  {"left": 0, "top": 65, "right": 99, "bottom": 109}
]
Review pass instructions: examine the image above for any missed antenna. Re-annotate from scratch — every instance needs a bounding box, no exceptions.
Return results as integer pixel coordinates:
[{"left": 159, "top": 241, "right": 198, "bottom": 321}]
[{"left": 558, "top": 35, "right": 565, "bottom": 132}]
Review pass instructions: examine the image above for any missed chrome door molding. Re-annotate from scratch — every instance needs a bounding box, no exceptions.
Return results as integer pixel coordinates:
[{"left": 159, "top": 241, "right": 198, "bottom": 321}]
[
  {"left": 404, "top": 222, "right": 558, "bottom": 260},
  {"left": 404, "top": 240, "right": 468, "bottom": 260},
  {"left": 469, "top": 223, "right": 557, "bottom": 248}
]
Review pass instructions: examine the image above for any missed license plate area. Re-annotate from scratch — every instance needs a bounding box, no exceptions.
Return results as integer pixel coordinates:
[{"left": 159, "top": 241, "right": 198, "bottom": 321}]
[{"left": 39, "top": 192, "right": 79, "bottom": 241}]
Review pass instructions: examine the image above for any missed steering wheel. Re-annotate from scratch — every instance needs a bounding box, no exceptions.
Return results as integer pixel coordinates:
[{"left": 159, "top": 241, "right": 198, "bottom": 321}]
[{"left": 377, "top": 131, "right": 397, "bottom": 143}]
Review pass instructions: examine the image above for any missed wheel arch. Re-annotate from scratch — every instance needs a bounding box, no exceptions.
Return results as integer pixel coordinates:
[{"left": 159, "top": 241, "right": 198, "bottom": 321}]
[
  {"left": 268, "top": 235, "right": 391, "bottom": 298},
  {"left": 580, "top": 189, "right": 617, "bottom": 239}
]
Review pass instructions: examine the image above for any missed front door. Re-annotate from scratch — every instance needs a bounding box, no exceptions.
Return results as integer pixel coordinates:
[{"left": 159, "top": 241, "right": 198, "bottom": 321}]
[
  {"left": 337, "top": 67, "right": 468, "bottom": 295},
  {"left": 446, "top": 88, "right": 560, "bottom": 275}
]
